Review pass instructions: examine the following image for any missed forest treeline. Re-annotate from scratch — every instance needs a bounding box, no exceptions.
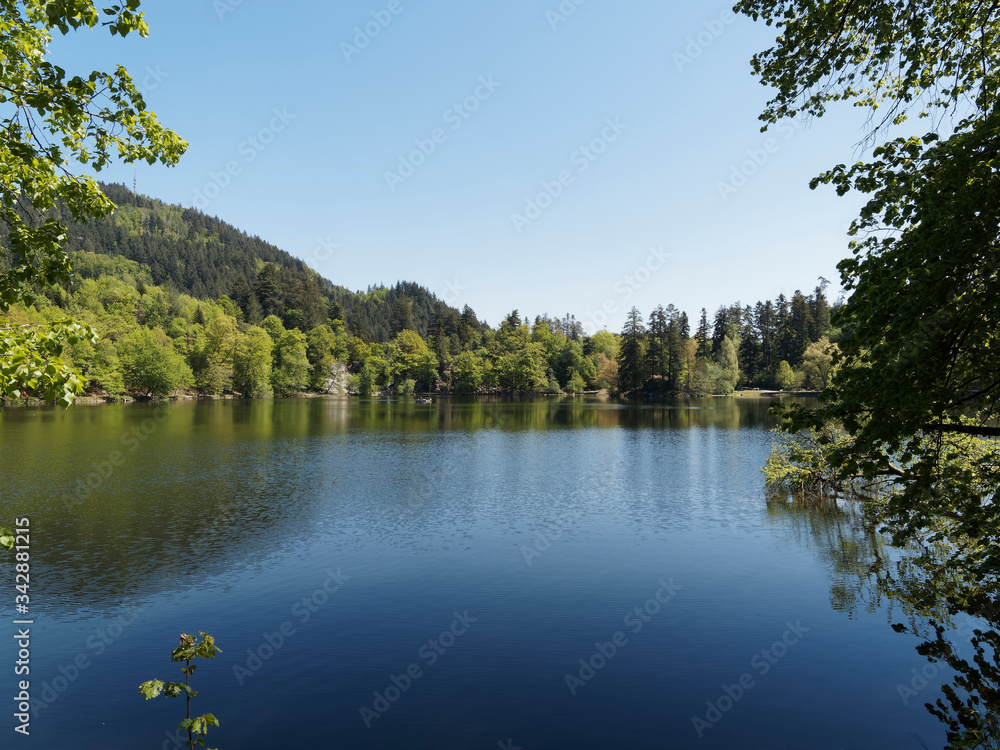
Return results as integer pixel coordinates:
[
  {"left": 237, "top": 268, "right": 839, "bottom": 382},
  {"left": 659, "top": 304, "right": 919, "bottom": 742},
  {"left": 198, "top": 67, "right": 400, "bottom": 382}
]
[
  {"left": 2, "top": 184, "right": 841, "bottom": 399},
  {"left": 8, "top": 242, "right": 839, "bottom": 398}
]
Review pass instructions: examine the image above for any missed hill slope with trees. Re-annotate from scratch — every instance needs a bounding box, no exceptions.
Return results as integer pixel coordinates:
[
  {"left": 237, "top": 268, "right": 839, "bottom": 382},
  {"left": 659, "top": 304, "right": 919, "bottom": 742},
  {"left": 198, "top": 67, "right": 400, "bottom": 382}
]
[{"left": 54, "top": 183, "right": 479, "bottom": 343}]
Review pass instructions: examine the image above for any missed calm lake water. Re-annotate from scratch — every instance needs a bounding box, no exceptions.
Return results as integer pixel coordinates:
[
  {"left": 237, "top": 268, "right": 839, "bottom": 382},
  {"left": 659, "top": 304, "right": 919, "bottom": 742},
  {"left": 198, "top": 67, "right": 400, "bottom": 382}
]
[{"left": 0, "top": 397, "right": 950, "bottom": 749}]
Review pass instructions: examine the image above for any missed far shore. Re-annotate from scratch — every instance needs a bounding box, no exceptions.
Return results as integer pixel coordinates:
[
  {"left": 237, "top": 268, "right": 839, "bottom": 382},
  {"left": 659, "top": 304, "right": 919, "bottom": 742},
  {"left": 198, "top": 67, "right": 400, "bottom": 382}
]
[{"left": 2, "top": 388, "right": 822, "bottom": 408}]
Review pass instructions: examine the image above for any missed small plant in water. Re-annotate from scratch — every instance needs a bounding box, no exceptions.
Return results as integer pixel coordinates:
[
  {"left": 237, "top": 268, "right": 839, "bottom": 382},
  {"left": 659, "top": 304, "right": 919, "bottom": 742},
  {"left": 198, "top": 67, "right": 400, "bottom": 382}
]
[{"left": 140, "top": 632, "right": 222, "bottom": 749}]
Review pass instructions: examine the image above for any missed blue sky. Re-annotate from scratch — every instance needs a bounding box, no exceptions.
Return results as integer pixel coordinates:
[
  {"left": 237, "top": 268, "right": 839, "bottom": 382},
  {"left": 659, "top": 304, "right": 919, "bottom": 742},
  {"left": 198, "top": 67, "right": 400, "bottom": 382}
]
[{"left": 51, "top": 0, "right": 873, "bottom": 331}]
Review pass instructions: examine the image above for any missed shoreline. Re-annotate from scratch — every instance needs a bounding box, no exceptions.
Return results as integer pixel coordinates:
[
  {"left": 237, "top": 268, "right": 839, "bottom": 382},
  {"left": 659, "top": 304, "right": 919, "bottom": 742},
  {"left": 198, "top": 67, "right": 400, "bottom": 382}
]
[{"left": 1, "top": 388, "right": 819, "bottom": 408}]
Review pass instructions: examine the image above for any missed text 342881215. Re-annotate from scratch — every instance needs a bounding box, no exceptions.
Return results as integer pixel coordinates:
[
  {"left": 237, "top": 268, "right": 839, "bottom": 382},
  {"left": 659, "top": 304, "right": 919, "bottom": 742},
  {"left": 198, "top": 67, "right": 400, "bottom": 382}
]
[{"left": 13, "top": 516, "right": 30, "bottom": 736}]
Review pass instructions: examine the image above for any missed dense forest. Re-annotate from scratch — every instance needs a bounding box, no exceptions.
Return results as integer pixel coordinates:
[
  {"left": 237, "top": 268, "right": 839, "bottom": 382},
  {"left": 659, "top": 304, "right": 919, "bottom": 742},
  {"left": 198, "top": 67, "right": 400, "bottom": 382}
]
[
  {"left": 55, "top": 184, "right": 482, "bottom": 342},
  {"left": 6, "top": 187, "right": 840, "bottom": 400}
]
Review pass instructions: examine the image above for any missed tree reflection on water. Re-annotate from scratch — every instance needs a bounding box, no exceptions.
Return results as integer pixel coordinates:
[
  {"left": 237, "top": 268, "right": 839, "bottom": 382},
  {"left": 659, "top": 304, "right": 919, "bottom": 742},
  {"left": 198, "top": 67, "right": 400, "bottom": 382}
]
[{"left": 765, "top": 491, "right": 1000, "bottom": 749}]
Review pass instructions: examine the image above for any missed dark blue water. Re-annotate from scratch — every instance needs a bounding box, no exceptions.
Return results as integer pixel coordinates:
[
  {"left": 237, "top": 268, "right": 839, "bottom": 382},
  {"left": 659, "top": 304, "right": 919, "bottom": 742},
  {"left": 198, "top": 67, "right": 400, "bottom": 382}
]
[{"left": 0, "top": 398, "right": 947, "bottom": 748}]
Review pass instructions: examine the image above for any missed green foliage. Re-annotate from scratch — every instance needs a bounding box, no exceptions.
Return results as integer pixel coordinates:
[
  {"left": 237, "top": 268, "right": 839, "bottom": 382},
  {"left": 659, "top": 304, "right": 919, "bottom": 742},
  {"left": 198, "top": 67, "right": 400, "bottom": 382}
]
[
  {"left": 8, "top": 183, "right": 838, "bottom": 403},
  {"left": 357, "top": 362, "right": 376, "bottom": 397},
  {"left": 118, "top": 327, "right": 191, "bottom": 397},
  {"left": 271, "top": 328, "right": 309, "bottom": 396},
  {"left": 692, "top": 358, "right": 735, "bottom": 396},
  {"left": 715, "top": 335, "right": 739, "bottom": 392},
  {"left": 140, "top": 632, "right": 221, "bottom": 750},
  {"left": 774, "top": 360, "right": 796, "bottom": 391},
  {"left": 0, "top": 320, "right": 95, "bottom": 404},
  {"left": 762, "top": 426, "right": 856, "bottom": 498},
  {"left": 88, "top": 338, "right": 126, "bottom": 396},
  {"left": 6, "top": 253, "right": 838, "bottom": 401},
  {"left": 0, "top": 2, "right": 184, "bottom": 406},
  {"left": 554, "top": 339, "right": 595, "bottom": 390},
  {"left": 453, "top": 350, "right": 483, "bottom": 394},
  {"left": 566, "top": 369, "right": 587, "bottom": 394},
  {"left": 0, "top": 526, "right": 13, "bottom": 552},
  {"left": 593, "top": 353, "right": 618, "bottom": 391},
  {"left": 306, "top": 324, "right": 347, "bottom": 391},
  {"left": 233, "top": 326, "right": 273, "bottom": 397},
  {"left": 800, "top": 338, "right": 837, "bottom": 390},
  {"left": 416, "top": 350, "right": 439, "bottom": 392},
  {"left": 390, "top": 329, "right": 431, "bottom": 384},
  {"left": 196, "top": 316, "right": 238, "bottom": 394},
  {"left": 589, "top": 330, "right": 618, "bottom": 361},
  {"left": 497, "top": 342, "right": 548, "bottom": 392}
]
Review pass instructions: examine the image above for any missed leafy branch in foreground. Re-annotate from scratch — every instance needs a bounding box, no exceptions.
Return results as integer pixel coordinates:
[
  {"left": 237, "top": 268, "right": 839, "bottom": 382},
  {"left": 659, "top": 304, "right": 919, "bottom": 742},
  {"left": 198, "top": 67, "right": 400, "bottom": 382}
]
[
  {"left": 140, "top": 632, "right": 221, "bottom": 750},
  {"left": 0, "top": 0, "right": 185, "bottom": 406},
  {"left": 1, "top": 320, "right": 96, "bottom": 405}
]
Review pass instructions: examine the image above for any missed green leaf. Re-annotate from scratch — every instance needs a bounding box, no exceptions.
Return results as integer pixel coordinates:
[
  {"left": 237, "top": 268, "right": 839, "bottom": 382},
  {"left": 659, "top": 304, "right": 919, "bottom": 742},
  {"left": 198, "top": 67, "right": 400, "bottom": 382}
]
[{"left": 138, "top": 679, "right": 164, "bottom": 700}]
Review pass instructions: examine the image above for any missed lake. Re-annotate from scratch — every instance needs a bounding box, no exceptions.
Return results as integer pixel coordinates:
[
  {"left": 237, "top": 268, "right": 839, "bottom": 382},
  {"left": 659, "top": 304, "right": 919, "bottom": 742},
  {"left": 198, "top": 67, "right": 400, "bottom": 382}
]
[{"left": 0, "top": 397, "right": 950, "bottom": 748}]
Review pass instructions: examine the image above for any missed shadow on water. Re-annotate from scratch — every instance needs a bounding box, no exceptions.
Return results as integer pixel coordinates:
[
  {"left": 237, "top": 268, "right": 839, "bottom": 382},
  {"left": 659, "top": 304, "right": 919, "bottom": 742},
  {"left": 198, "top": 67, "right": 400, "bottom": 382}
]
[{"left": 765, "top": 491, "right": 1000, "bottom": 749}]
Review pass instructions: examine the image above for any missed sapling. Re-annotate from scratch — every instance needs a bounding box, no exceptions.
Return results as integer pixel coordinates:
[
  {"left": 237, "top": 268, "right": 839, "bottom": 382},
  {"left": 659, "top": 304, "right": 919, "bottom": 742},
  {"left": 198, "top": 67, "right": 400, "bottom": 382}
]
[{"left": 140, "top": 632, "right": 222, "bottom": 749}]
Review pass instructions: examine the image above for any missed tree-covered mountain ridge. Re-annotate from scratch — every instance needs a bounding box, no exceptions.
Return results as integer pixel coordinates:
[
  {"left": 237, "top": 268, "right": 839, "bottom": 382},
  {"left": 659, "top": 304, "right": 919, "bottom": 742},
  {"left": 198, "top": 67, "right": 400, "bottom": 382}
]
[{"left": 58, "top": 182, "right": 470, "bottom": 342}]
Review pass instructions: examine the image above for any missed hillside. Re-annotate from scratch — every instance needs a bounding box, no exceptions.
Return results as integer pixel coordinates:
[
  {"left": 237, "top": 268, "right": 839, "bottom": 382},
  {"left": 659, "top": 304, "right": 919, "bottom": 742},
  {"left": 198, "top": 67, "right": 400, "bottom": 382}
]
[{"left": 53, "top": 183, "right": 481, "bottom": 342}]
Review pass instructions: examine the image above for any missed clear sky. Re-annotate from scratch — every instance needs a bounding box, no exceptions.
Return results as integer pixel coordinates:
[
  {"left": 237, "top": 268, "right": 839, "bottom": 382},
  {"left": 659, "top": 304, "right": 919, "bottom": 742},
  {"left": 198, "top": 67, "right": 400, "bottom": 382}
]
[{"left": 50, "top": 0, "right": 874, "bottom": 331}]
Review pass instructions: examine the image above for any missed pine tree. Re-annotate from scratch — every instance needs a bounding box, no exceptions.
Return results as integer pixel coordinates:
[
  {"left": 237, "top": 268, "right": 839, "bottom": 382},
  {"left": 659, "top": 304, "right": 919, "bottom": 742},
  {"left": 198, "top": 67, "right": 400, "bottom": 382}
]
[
  {"left": 696, "top": 308, "right": 711, "bottom": 357},
  {"left": 646, "top": 306, "right": 668, "bottom": 384},
  {"left": 617, "top": 307, "right": 647, "bottom": 393}
]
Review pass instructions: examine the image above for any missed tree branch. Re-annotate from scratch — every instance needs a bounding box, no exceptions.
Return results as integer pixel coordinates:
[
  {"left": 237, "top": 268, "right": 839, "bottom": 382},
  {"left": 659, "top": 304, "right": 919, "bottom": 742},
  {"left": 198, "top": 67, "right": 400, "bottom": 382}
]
[{"left": 922, "top": 423, "right": 1000, "bottom": 437}]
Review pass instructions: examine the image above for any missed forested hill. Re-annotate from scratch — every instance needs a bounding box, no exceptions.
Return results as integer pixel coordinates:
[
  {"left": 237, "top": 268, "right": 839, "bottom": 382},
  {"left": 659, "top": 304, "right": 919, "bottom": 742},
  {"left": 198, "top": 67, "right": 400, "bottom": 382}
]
[
  {"left": 54, "top": 183, "right": 476, "bottom": 342},
  {"left": 61, "top": 183, "right": 308, "bottom": 299}
]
